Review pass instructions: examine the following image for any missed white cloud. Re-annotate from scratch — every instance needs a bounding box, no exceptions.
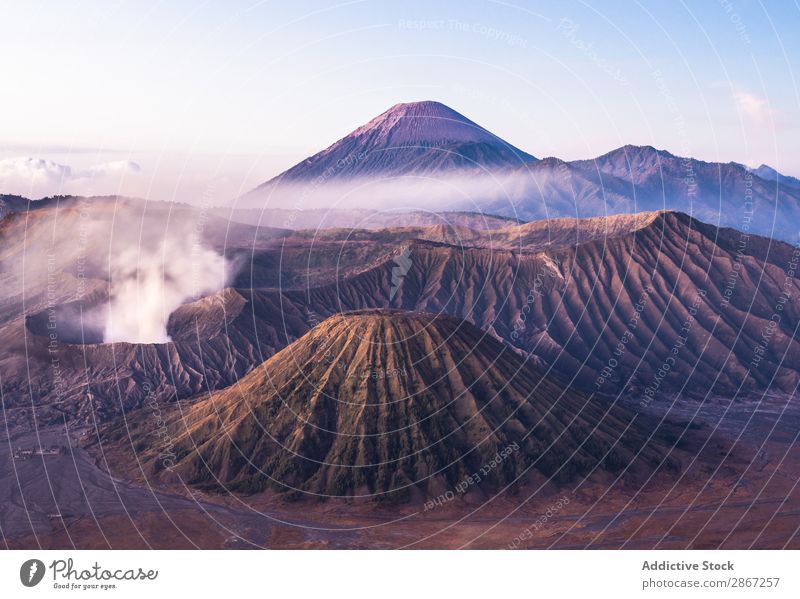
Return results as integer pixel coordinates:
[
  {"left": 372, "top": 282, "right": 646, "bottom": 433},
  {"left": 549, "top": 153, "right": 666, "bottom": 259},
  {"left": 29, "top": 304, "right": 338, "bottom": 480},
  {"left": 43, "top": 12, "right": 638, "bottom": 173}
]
[
  {"left": 0, "top": 156, "right": 141, "bottom": 198},
  {"left": 733, "top": 90, "right": 775, "bottom": 126}
]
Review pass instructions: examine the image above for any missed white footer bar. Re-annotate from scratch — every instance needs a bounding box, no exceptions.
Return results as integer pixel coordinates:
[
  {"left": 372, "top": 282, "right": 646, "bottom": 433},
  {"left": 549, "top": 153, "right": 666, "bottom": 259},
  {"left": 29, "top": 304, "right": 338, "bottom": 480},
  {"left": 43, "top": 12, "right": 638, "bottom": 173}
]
[{"left": 1, "top": 550, "right": 796, "bottom": 598}]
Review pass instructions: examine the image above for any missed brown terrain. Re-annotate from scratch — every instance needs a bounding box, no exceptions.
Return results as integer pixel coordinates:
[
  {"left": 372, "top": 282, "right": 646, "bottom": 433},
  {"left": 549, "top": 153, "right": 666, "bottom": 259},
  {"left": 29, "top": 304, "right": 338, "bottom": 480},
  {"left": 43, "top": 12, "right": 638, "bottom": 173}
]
[
  {"left": 1, "top": 195, "right": 799, "bottom": 549},
  {"left": 93, "top": 311, "right": 678, "bottom": 499},
  {"left": 3, "top": 202, "right": 798, "bottom": 428},
  {"left": 5, "top": 390, "right": 798, "bottom": 549}
]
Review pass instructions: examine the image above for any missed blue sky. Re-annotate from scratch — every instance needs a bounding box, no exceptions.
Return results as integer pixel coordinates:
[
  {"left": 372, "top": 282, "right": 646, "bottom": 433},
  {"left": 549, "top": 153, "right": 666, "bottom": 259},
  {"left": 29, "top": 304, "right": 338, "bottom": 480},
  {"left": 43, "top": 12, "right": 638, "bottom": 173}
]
[{"left": 1, "top": 0, "right": 798, "bottom": 202}]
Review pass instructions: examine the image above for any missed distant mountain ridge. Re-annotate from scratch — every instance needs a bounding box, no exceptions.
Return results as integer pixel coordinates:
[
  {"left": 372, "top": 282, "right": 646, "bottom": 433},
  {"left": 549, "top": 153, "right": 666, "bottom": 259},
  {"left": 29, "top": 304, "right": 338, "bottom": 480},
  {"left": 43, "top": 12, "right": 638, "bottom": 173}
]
[
  {"left": 241, "top": 101, "right": 800, "bottom": 242},
  {"left": 748, "top": 163, "right": 800, "bottom": 190}
]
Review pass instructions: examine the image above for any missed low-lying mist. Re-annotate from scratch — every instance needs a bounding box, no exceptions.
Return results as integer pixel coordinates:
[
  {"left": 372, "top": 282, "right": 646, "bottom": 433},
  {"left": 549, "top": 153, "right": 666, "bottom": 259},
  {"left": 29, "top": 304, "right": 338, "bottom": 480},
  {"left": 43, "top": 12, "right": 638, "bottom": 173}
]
[
  {"left": 235, "top": 166, "right": 633, "bottom": 221},
  {"left": 241, "top": 172, "right": 535, "bottom": 214}
]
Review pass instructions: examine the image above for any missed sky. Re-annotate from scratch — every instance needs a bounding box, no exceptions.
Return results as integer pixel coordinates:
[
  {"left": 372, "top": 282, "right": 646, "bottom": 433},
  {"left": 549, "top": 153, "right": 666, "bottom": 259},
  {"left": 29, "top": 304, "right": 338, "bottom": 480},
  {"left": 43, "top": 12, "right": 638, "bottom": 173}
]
[{"left": 1, "top": 0, "right": 798, "bottom": 204}]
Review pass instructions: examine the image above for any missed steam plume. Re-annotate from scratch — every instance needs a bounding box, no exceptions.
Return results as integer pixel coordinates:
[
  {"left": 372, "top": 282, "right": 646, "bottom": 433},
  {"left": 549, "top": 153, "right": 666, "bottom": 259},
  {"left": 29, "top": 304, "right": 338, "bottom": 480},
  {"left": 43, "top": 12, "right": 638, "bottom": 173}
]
[{"left": 103, "top": 233, "right": 231, "bottom": 344}]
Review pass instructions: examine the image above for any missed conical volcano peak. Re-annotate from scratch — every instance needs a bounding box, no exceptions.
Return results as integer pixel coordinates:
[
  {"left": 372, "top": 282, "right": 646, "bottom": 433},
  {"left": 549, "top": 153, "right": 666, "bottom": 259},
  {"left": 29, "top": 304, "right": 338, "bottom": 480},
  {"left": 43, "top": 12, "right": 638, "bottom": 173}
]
[
  {"left": 384, "top": 100, "right": 463, "bottom": 117},
  {"left": 349, "top": 100, "right": 504, "bottom": 146},
  {"left": 243, "top": 100, "right": 535, "bottom": 193},
  {"left": 114, "top": 309, "right": 675, "bottom": 499}
]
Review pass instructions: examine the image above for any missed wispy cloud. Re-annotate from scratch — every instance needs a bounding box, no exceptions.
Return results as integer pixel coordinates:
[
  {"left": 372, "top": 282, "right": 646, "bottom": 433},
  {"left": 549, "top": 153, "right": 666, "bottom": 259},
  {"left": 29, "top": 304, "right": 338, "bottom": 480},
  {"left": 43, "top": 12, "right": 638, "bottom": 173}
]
[
  {"left": 732, "top": 90, "right": 776, "bottom": 126},
  {"left": 0, "top": 157, "right": 141, "bottom": 198}
]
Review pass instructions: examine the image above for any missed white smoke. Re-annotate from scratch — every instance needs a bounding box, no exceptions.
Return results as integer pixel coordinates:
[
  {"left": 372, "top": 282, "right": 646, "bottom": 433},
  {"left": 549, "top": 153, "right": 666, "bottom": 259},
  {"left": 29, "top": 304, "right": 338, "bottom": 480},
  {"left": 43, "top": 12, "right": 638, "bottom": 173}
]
[
  {"left": 2, "top": 196, "right": 238, "bottom": 345},
  {"left": 103, "top": 232, "right": 232, "bottom": 344}
]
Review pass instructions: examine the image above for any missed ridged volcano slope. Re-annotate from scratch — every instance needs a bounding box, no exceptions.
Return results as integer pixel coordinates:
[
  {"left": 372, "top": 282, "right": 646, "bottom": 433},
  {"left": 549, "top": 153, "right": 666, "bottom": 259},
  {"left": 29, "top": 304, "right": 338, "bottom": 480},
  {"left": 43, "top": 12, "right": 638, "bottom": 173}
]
[
  {"left": 10, "top": 210, "right": 800, "bottom": 429},
  {"left": 242, "top": 101, "right": 534, "bottom": 205},
  {"left": 279, "top": 211, "right": 800, "bottom": 396},
  {"left": 113, "top": 311, "right": 674, "bottom": 500}
]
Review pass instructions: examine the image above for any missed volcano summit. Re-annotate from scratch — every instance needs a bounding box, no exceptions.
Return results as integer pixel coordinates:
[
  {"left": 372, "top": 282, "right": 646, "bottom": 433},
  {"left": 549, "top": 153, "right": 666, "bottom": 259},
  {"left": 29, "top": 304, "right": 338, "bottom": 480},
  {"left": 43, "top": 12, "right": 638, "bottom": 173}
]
[
  {"left": 248, "top": 101, "right": 535, "bottom": 187},
  {"left": 103, "top": 310, "right": 676, "bottom": 501}
]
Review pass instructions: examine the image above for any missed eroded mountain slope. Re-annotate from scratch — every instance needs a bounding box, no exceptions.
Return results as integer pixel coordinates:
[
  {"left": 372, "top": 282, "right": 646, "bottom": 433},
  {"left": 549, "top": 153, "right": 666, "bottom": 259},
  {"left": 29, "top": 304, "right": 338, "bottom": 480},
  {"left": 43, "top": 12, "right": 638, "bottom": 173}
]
[{"left": 99, "top": 311, "right": 676, "bottom": 499}]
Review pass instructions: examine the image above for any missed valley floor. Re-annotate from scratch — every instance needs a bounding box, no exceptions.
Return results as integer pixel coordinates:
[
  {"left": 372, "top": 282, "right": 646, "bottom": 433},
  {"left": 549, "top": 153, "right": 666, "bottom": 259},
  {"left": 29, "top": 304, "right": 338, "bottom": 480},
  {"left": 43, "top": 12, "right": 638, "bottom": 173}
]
[{"left": 2, "top": 393, "right": 798, "bottom": 549}]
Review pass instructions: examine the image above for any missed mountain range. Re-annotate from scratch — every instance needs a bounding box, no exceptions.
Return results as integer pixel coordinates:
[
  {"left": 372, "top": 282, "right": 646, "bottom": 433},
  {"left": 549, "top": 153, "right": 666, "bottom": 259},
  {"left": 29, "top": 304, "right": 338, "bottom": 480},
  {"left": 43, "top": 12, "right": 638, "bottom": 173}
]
[
  {"left": 240, "top": 101, "right": 800, "bottom": 242},
  {"left": 4, "top": 197, "right": 798, "bottom": 434},
  {"left": 3, "top": 100, "right": 800, "bottom": 519}
]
